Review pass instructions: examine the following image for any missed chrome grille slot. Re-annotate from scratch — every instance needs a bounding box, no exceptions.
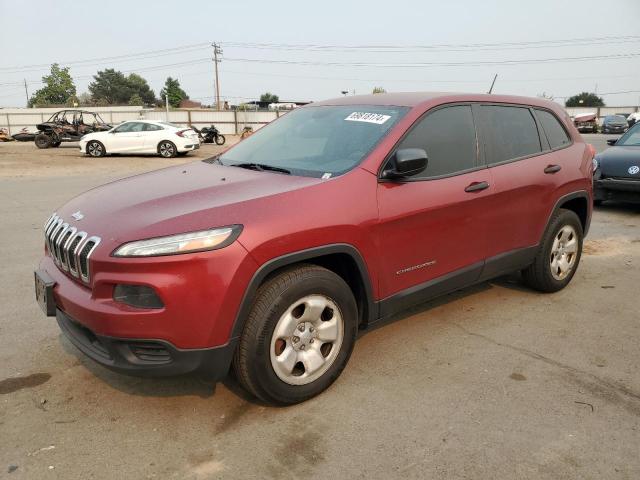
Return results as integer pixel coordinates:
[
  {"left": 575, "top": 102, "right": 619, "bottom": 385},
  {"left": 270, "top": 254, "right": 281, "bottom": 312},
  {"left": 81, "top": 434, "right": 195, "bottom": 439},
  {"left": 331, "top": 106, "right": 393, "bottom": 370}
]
[{"left": 42, "top": 213, "right": 101, "bottom": 284}]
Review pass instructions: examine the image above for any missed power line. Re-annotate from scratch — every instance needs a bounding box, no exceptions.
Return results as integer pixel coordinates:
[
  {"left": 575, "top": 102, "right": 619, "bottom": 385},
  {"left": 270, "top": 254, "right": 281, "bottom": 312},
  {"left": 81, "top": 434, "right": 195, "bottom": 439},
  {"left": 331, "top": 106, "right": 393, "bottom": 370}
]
[
  {"left": 221, "top": 36, "right": 640, "bottom": 53},
  {"left": 0, "top": 43, "right": 211, "bottom": 73},
  {"left": 222, "top": 52, "right": 640, "bottom": 68}
]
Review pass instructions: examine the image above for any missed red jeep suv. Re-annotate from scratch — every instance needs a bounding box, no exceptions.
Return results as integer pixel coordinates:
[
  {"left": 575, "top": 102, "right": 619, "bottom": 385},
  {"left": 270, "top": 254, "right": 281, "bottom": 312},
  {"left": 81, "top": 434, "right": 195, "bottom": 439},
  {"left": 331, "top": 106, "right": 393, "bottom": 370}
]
[{"left": 35, "top": 93, "right": 593, "bottom": 404}]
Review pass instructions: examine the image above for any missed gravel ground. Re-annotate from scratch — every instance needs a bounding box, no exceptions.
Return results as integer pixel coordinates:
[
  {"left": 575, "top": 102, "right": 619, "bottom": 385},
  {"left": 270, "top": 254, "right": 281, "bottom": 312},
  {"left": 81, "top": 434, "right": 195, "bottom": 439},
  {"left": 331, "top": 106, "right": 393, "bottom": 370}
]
[{"left": 0, "top": 134, "right": 639, "bottom": 479}]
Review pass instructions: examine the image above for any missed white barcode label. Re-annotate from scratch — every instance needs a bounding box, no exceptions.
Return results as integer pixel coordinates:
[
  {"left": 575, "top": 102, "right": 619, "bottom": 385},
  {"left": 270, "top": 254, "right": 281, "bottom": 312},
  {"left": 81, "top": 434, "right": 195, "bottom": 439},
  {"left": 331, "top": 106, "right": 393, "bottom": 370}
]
[{"left": 344, "top": 112, "right": 391, "bottom": 124}]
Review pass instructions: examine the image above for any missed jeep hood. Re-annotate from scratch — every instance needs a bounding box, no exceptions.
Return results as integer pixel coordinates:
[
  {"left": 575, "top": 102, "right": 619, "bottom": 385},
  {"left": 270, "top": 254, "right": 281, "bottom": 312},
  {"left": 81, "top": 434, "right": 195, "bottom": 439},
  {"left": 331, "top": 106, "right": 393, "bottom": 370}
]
[{"left": 55, "top": 161, "right": 322, "bottom": 247}]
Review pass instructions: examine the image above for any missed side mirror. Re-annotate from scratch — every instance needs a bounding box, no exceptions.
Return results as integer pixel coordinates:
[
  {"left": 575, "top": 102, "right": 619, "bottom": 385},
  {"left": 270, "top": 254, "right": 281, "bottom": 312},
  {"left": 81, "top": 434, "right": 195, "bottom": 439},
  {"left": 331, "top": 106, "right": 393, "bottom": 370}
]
[
  {"left": 607, "top": 138, "right": 618, "bottom": 146},
  {"left": 382, "top": 148, "right": 428, "bottom": 179}
]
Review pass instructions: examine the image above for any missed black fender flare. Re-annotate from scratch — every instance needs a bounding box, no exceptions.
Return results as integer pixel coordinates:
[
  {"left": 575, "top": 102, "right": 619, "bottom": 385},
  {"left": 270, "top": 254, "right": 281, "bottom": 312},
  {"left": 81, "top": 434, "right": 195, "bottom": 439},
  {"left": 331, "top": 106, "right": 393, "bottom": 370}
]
[
  {"left": 542, "top": 190, "right": 591, "bottom": 241},
  {"left": 229, "top": 243, "right": 376, "bottom": 341}
]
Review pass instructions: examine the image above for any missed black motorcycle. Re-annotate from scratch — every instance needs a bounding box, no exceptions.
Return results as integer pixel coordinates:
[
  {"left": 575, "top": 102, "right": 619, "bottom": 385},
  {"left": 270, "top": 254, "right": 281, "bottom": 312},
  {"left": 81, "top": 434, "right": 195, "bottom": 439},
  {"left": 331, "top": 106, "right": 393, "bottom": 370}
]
[{"left": 194, "top": 124, "right": 226, "bottom": 145}]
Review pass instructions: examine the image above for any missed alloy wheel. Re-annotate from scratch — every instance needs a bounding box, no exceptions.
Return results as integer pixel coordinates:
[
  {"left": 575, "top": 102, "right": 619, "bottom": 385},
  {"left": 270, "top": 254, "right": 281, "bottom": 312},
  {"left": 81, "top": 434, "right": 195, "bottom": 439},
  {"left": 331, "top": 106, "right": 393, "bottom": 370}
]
[
  {"left": 88, "top": 142, "right": 103, "bottom": 157},
  {"left": 159, "top": 142, "right": 175, "bottom": 157}
]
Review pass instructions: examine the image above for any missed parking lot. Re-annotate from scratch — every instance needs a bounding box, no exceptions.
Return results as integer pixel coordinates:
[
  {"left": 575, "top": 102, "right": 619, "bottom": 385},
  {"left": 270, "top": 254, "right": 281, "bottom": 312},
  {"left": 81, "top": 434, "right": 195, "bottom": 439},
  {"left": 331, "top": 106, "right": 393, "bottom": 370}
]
[{"left": 1, "top": 134, "right": 639, "bottom": 479}]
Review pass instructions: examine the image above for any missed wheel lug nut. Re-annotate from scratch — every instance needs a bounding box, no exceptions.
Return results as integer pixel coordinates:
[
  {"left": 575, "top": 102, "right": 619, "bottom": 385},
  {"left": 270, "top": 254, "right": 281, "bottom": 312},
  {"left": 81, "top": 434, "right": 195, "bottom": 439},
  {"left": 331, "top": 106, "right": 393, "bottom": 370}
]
[
  {"left": 310, "top": 339, "right": 314, "bottom": 343},
  {"left": 309, "top": 326, "right": 314, "bottom": 332},
  {"left": 300, "top": 344, "right": 306, "bottom": 350},
  {"left": 292, "top": 336, "right": 299, "bottom": 343},
  {"left": 298, "top": 324, "right": 305, "bottom": 332}
]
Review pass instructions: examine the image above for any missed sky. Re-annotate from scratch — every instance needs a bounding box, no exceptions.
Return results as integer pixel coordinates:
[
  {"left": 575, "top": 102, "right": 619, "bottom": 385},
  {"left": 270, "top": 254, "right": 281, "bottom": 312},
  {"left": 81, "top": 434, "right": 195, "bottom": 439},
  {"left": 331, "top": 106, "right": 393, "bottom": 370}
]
[{"left": 0, "top": 0, "right": 639, "bottom": 108}]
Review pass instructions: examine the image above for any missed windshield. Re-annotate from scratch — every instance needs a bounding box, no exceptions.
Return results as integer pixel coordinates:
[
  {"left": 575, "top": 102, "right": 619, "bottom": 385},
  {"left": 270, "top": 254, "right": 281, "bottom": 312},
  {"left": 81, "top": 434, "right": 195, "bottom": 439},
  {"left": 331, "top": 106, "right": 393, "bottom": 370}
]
[
  {"left": 218, "top": 105, "right": 408, "bottom": 177},
  {"left": 615, "top": 123, "right": 640, "bottom": 146},
  {"left": 606, "top": 115, "right": 626, "bottom": 123}
]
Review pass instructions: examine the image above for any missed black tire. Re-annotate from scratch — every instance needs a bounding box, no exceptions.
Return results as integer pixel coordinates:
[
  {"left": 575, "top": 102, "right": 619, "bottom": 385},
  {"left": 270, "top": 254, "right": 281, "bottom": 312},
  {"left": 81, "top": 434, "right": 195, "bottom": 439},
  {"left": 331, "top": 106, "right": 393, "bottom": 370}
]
[
  {"left": 233, "top": 264, "right": 358, "bottom": 405},
  {"left": 594, "top": 199, "right": 603, "bottom": 206},
  {"left": 215, "top": 134, "right": 226, "bottom": 146},
  {"left": 158, "top": 141, "right": 177, "bottom": 158},
  {"left": 35, "top": 133, "right": 52, "bottom": 149},
  {"left": 522, "top": 209, "right": 583, "bottom": 293},
  {"left": 86, "top": 140, "right": 106, "bottom": 157}
]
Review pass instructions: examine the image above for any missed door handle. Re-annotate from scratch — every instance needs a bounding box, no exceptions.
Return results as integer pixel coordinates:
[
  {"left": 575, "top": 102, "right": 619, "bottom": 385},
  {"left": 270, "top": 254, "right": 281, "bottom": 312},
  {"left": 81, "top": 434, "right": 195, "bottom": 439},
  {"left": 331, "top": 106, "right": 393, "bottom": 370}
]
[
  {"left": 464, "top": 181, "right": 489, "bottom": 193},
  {"left": 544, "top": 164, "right": 562, "bottom": 174}
]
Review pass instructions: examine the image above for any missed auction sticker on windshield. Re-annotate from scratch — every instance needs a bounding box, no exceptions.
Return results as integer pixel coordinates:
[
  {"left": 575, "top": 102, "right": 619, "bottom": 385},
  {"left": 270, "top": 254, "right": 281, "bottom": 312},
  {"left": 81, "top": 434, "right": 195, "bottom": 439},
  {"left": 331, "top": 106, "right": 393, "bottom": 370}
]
[{"left": 345, "top": 112, "right": 391, "bottom": 124}]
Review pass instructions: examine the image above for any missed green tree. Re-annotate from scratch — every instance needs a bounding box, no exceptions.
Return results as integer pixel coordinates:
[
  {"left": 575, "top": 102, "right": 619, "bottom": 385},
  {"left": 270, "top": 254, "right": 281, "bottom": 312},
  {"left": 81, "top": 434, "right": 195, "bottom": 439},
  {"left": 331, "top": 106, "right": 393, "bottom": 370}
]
[
  {"left": 126, "top": 73, "right": 156, "bottom": 105},
  {"left": 28, "top": 64, "right": 76, "bottom": 107},
  {"left": 565, "top": 92, "right": 605, "bottom": 107},
  {"left": 89, "top": 69, "right": 132, "bottom": 104},
  {"left": 88, "top": 70, "right": 156, "bottom": 105},
  {"left": 128, "top": 93, "right": 144, "bottom": 106},
  {"left": 160, "top": 77, "right": 188, "bottom": 108},
  {"left": 260, "top": 92, "right": 279, "bottom": 103},
  {"left": 372, "top": 86, "right": 386, "bottom": 94}
]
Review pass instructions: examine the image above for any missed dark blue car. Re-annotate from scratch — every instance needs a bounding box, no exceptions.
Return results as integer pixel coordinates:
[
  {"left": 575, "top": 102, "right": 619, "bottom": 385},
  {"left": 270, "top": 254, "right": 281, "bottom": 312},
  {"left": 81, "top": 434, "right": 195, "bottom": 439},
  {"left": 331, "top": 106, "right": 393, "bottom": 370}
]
[{"left": 594, "top": 123, "right": 640, "bottom": 204}]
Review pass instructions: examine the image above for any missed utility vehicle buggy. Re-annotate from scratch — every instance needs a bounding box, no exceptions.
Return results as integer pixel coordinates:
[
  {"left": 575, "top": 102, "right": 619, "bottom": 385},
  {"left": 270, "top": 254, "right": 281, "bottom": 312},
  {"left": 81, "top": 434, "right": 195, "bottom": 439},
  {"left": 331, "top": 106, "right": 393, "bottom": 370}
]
[{"left": 34, "top": 110, "right": 111, "bottom": 149}]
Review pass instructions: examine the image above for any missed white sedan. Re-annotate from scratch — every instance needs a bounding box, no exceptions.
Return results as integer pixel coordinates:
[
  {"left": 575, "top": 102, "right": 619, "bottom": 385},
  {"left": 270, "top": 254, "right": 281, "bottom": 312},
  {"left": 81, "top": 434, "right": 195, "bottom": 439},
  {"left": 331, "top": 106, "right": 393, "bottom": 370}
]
[{"left": 79, "top": 120, "right": 201, "bottom": 158}]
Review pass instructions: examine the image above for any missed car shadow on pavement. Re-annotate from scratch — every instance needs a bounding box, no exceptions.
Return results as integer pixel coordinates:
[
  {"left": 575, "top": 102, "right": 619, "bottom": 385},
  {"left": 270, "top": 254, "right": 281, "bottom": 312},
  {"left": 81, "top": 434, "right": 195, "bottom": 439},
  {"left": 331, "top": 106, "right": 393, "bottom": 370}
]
[
  {"left": 594, "top": 201, "right": 640, "bottom": 214},
  {"left": 56, "top": 275, "right": 537, "bottom": 403},
  {"left": 58, "top": 334, "right": 219, "bottom": 399}
]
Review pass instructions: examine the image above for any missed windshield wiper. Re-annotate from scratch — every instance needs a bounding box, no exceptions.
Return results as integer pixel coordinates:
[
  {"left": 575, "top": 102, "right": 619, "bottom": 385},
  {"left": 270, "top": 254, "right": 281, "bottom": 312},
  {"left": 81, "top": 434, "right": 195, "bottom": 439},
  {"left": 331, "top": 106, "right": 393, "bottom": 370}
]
[{"left": 231, "top": 163, "right": 291, "bottom": 175}]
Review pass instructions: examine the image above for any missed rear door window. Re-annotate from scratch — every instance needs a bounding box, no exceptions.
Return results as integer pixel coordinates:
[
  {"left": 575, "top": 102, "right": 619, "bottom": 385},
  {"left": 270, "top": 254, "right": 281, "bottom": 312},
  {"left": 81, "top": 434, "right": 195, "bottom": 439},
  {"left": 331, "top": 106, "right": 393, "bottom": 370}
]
[
  {"left": 479, "top": 105, "right": 542, "bottom": 164},
  {"left": 395, "top": 105, "right": 478, "bottom": 178},
  {"left": 535, "top": 109, "right": 571, "bottom": 149}
]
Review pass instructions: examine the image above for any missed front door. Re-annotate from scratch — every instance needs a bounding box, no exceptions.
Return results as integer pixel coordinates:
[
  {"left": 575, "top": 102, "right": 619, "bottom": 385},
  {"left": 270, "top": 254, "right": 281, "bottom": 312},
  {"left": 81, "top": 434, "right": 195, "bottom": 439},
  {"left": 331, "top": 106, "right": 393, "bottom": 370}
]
[
  {"left": 375, "top": 104, "right": 493, "bottom": 314},
  {"left": 109, "top": 122, "right": 145, "bottom": 153}
]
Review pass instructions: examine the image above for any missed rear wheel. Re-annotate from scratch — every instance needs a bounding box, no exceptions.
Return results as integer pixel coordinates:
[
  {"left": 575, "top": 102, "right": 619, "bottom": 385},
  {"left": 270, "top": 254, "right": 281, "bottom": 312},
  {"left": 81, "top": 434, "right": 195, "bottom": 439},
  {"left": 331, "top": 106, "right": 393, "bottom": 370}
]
[
  {"left": 35, "top": 133, "right": 52, "bottom": 149},
  {"left": 86, "top": 140, "right": 106, "bottom": 157},
  {"left": 158, "top": 141, "right": 177, "bottom": 158},
  {"left": 233, "top": 264, "right": 358, "bottom": 405},
  {"left": 522, "top": 209, "right": 583, "bottom": 293},
  {"left": 215, "top": 134, "right": 226, "bottom": 145}
]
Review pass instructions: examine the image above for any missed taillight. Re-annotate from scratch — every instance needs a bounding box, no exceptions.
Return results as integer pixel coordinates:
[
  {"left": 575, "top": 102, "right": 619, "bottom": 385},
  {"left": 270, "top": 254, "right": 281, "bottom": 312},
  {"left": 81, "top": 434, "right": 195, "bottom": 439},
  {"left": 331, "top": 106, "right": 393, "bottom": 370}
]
[{"left": 176, "top": 129, "right": 189, "bottom": 137}]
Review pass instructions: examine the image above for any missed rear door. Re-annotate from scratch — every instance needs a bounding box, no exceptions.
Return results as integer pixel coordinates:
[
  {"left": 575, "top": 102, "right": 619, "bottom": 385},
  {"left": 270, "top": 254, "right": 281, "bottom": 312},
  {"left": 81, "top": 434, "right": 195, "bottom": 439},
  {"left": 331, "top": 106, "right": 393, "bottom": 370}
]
[
  {"left": 375, "top": 104, "right": 494, "bottom": 308},
  {"left": 142, "top": 123, "right": 165, "bottom": 151},
  {"left": 477, "top": 104, "right": 571, "bottom": 262}
]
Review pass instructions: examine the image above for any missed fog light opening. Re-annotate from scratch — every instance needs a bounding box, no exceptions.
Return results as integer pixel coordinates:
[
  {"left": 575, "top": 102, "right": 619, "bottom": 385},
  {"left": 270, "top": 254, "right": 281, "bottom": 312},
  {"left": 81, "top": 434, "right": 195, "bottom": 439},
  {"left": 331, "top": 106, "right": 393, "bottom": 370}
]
[{"left": 113, "top": 284, "right": 164, "bottom": 309}]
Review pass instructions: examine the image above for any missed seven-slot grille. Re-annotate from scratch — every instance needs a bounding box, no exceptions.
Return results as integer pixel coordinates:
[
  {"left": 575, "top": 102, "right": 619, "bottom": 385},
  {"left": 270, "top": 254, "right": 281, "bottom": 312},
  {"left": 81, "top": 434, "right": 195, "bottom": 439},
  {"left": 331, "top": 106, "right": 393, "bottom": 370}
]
[{"left": 44, "top": 213, "right": 101, "bottom": 284}]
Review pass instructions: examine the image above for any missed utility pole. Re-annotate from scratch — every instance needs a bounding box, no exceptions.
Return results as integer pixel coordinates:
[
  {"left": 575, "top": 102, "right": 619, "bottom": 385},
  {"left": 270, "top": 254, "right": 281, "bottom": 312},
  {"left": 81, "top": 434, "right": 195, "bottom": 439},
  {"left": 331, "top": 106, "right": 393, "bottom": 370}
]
[
  {"left": 165, "top": 94, "right": 169, "bottom": 121},
  {"left": 23, "top": 79, "right": 29, "bottom": 107},
  {"left": 212, "top": 43, "right": 223, "bottom": 110}
]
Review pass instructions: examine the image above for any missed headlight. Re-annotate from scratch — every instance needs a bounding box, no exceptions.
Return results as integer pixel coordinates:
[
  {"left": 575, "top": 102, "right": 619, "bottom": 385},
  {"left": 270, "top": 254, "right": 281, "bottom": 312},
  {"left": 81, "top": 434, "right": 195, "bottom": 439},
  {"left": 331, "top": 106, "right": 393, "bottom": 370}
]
[
  {"left": 113, "top": 225, "right": 242, "bottom": 257},
  {"left": 592, "top": 157, "right": 599, "bottom": 172}
]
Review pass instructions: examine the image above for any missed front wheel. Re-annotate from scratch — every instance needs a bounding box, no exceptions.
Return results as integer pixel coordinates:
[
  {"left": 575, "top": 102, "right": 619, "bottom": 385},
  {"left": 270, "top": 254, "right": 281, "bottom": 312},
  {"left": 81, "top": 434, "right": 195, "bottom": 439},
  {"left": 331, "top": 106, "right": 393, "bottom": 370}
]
[
  {"left": 233, "top": 264, "right": 358, "bottom": 405},
  {"left": 35, "top": 133, "right": 52, "bottom": 149},
  {"left": 215, "top": 134, "right": 226, "bottom": 145},
  {"left": 522, "top": 209, "right": 583, "bottom": 293},
  {"left": 158, "top": 141, "right": 177, "bottom": 158},
  {"left": 86, "top": 140, "right": 106, "bottom": 157}
]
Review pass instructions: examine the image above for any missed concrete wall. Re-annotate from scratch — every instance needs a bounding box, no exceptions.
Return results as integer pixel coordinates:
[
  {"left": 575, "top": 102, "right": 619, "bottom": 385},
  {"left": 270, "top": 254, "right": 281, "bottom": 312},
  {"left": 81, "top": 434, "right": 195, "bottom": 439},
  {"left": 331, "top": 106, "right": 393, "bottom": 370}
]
[{"left": 0, "top": 106, "right": 284, "bottom": 136}]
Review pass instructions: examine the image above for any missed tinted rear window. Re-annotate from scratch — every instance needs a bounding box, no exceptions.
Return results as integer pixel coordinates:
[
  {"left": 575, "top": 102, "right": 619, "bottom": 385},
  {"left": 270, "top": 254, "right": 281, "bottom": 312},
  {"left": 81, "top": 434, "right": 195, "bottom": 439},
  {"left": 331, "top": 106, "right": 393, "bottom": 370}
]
[
  {"left": 535, "top": 109, "right": 571, "bottom": 149},
  {"left": 480, "top": 105, "right": 542, "bottom": 164}
]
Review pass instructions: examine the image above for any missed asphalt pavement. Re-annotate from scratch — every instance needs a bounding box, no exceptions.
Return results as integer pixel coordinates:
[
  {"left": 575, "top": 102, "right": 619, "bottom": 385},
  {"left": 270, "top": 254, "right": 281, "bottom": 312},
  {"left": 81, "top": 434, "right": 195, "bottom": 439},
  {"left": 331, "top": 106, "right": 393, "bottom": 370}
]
[{"left": 0, "top": 136, "right": 639, "bottom": 479}]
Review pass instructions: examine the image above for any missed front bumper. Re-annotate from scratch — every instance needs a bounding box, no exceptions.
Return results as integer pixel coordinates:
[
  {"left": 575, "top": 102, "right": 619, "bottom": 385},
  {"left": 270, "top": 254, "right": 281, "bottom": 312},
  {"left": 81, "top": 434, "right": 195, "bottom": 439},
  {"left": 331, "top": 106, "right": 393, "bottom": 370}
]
[
  {"left": 602, "top": 126, "right": 627, "bottom": 133},
  {"left": 57, "top": 308, "right": 236, "bottom": 378},
  {"left": 594, "top": 177, "right": 640, "bottom": 203}
]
